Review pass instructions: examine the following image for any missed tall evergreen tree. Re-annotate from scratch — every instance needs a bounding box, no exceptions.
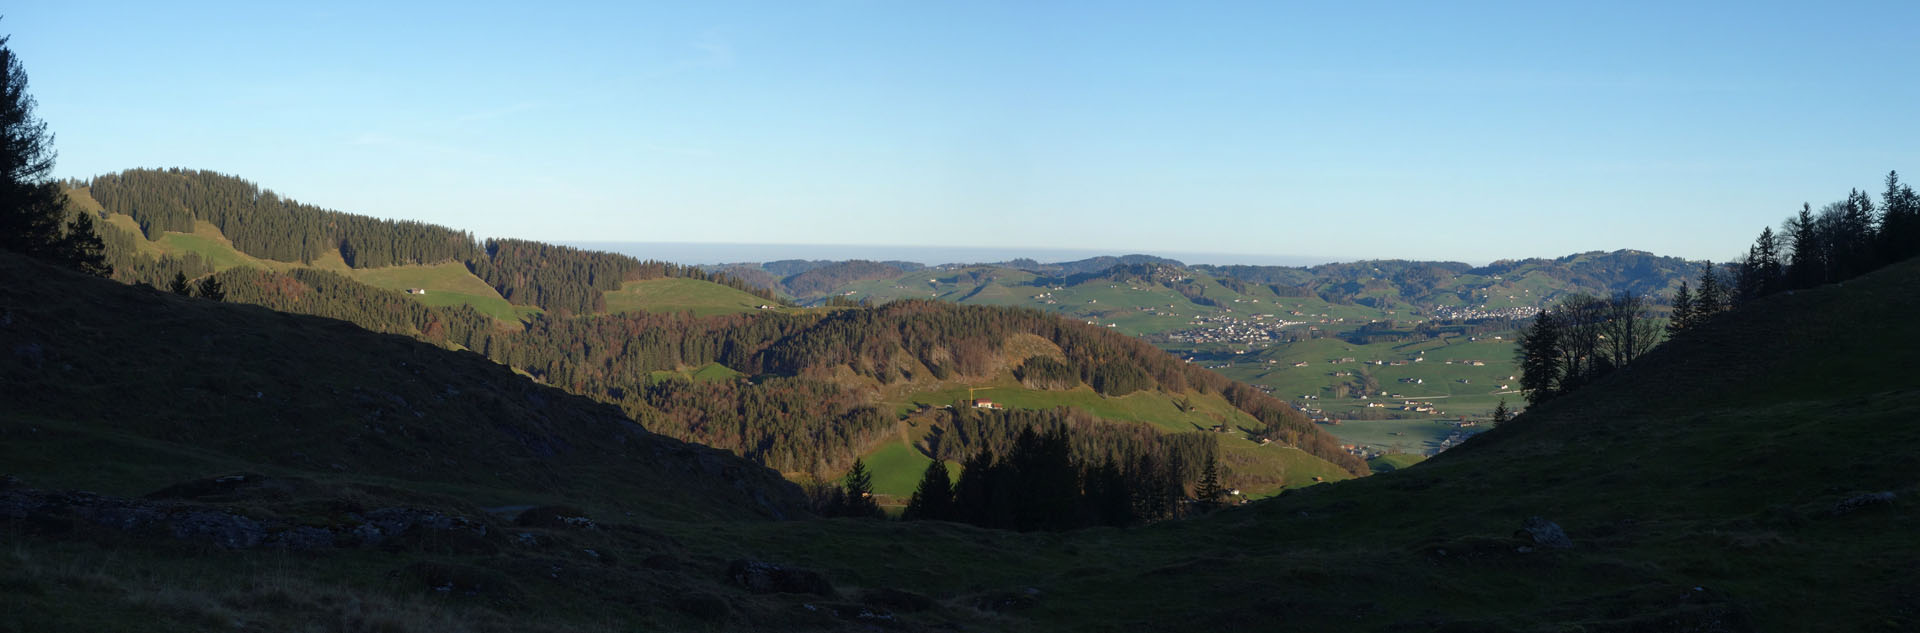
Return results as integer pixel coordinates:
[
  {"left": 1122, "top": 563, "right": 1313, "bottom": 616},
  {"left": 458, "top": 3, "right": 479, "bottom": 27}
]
[
  {"left": 168, "top": 271, "right": 191, "bottom": 295},
  {"left": 1515, "top": 310, "right": 1563, "bottom": 406},
  {"left": 1836, "top": 189, "right": 1878, "bottom": 279},
  {"left": 1693, "top": 263, "right": 1724, "bottom": 320},
  {"left": 1007, "top": 426, "right": 1079, "bottom": 531},
  {"left": 1079, "top": 460, "right": 1134, "bottom": 527},
  {"left": 1737, "top": 227, "right": 1784, "bottom": 301},
  {"left": 59, "top": 211, "right": 111, "bottom": 277},
  {"left": 1492, "top": 399, "right": 1511, "bottom": 427},
  {"left": 1881, "top": 171, "right": 1918, "bottom": 263},
  {"left": 1785, "top": 203, "right": 1824, "bottom": 289},
  {"left": 0, "top": 29, "right": 108, "bottom": 276},
  {"left": 1193, "top": 455, "right": 1224, "bottom": 513},
  {"left": 901, "top": 459, "right": 954, "bottom": 521},
  {"left": 1667, "top": 281, "right": 1694, "bottom": 336},
  {"left": 952, "top": 448, "right": 998, "bottom": 526},
  {"left": 837, "top": 458, "right": 882, "bottom": 519},
  {"left": 196, "top": 275, "right": 226, "bottom": 302}
]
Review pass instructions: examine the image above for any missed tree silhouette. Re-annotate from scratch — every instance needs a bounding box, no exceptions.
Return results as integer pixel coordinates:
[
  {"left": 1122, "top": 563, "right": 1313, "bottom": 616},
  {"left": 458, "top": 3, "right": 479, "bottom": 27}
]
[
  {"left": 838, "top": 458, "right": 882, "bottom": 518},
  {"left": 0, "top": 28, "right": 109, "bottom": 276},
  {"left": 1515, "top": 310, "right": 1563, "bottom": 406},
  {"left": 59, "top": 212, "right": 111, "bottom": 276},
  {"left": 902, "top": 459, "right": 954, "bottom": 521},
  {"left": 1667, "top": 281, "right": 1694, "bottom": 336},
  {"left": 1193, "top": 455, "right": 1224, "bottom": 513},
  {"left": 196, "top": 275, "right": 226, "bottom": 301},
  {"left": 1693, "top": 263, "right": 1724, "bottom": 320}
]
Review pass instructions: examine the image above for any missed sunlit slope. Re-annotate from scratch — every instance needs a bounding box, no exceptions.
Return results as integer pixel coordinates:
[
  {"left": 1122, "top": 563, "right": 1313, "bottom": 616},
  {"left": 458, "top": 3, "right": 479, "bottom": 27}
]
[
  {"left": 604, "top": 277, "right": 769, "bottom": 317},
  {"left": 82, "top": 202, "right": 764, "bottom": 323}
]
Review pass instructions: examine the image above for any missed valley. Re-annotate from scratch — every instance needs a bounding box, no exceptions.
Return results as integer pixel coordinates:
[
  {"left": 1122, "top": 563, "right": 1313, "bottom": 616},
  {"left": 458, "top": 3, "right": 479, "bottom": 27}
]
[{"left": 59, "top": 173, "right": 1707, "bottom": 476}]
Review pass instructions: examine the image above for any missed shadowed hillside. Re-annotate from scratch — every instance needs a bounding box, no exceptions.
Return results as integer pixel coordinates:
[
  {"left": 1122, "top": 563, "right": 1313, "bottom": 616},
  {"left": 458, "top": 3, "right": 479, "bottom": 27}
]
[{"left": 0, "top": 251, "right": 808, "bottom": 521}]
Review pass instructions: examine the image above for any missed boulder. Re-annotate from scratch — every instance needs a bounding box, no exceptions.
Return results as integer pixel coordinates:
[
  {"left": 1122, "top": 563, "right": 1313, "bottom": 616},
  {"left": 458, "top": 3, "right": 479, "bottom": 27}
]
[
  {"left": 726, "top": 559, "right": 836, "bottom": 596},
  {"left": 1832, "top": 491, "right": 1895, "bottom": 516},
  {"left": 1516, "top": 516, "right": 1571, "bottom": 549}
]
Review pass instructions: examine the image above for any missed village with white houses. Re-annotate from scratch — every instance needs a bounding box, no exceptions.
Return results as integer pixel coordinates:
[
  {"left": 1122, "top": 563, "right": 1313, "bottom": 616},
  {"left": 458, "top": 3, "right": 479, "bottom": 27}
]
[
  {"left": 1164, "top": 311, "right": 1323, "bottom": 346},
  {"left": 1423, "top": 304, "right": 1542, "bottom": 321}
]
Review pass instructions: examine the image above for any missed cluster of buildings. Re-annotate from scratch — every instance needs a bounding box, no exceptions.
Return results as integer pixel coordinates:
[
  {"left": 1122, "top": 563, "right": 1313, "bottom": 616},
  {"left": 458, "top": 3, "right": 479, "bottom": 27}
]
[
  {"left": 1424, "top": 305, "right": 1542, "bottom": 321},
  {"left": 1164, "top": 313, "right": 1308, "bottom": 346}
]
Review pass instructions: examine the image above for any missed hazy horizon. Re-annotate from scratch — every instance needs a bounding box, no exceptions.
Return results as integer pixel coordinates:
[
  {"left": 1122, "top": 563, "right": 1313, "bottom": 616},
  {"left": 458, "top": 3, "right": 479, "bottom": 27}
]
[
  {"left": 568, "top": 241, "right": 1672, "bottom": 269},
  {"left": 570, "top": 241, "right": 1340, "bottom": 268}
]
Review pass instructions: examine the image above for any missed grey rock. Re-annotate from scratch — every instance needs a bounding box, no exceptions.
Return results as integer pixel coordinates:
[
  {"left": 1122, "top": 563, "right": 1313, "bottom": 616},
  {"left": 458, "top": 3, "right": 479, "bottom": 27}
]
[
  {"left": 169, "top": 510, "right": 267, "bottom": 549},
  {"left": 267, "top": 526, "right": 336, "bottom": 550},
  {"left": 1517, "top": 516, "right": 1572, "bottom": 549},
  {"left": 727, "top": 559, "right": 837, "bottom": 596},
  {"left": 859, "top": 587, "right": 935, "bottom": 612},
  {"left": 1832, "top": 491, "right": 1896, "bottom": 516}
]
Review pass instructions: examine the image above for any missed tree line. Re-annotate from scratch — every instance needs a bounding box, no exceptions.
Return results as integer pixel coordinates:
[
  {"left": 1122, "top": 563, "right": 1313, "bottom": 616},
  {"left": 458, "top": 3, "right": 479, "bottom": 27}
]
[
  {"left": 1514, "top": 292, "right": 1661, "bottom": 406},
  {"left": 1519, "top": 171, "right": 1917, "bottom": 407},
  {"left": 900, "top": 419, "right": 1226, "bottom": 531},
  {"left": 79, "top": 170, "right": 783, "bottom": 314},
  {"left": 86, "top": 168, "right": 481, "bottom": 268}
]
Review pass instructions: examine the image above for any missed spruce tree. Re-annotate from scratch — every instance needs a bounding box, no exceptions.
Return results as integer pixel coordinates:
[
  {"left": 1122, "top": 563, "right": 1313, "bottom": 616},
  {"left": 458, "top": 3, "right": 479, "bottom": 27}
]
[
  {"left": 1667, "top": 281, "right": 1694, "bottom": 337},
  {"left": 1882, "top": 171, "right": 1917, "bottom": 263},
  {"left": 952, "top": 449, "right": 996, "bottom": 525},
  {"left": 1193, "top": 455, "right": 1224, "bottom": 513},
  {"left": 839, "top": 458, "right": 882, "bottom": 519},
  {"left": 169, "top": 271, "right": 192, "bottom": 295},
  {"left": 902, "top": 460, "right": 953, "bottom": 521},
  {"left": 1516, "top": 310, "right": 1563, "bottom": 406},
  {"left": 0, "top": 29, "right": 108, "bottom": 275},
  {"left": 1492, "top": 399, "right": 1512, "bottom": 427},
  {"left": 1693, "top": 263, "right": 1724, "bottom": 320},
  {"left": 60, "top": 212, "right": 111, "bottom": 277},
  {"left": 1786, "top": 204, "right": 1823, "bottom": 289},
  {"left": 1738, "top": 227, "right": 1784, "bottom": 301},
  {"left": 196, "top": 275, "right": 226, "bottom": 302}
]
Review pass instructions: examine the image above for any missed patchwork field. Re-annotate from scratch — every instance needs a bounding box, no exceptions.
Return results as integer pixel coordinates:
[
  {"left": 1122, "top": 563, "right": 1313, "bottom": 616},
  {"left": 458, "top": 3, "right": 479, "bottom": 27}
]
[{"left": 604, "top": 278, "right": 769, "bottom": 317}]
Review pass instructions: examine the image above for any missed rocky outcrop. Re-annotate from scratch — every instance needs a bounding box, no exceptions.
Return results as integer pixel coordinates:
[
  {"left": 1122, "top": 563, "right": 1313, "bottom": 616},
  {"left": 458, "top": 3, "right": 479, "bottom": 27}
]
[
  {"left": 726, "top": 559, "right": 837, "bottom": 596},
  {"left": 0, "top": 484, "right": 489, "bottom": 552},
  {"left": 1516, "top": 516, "right": 1572, "bottom": 549}
]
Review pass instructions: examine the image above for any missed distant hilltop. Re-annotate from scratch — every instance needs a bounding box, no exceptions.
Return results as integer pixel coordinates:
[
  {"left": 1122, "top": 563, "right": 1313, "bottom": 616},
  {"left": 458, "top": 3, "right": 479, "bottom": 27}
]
[{"left": 567, "top": 241, "right": 1334, "bottom": 268}]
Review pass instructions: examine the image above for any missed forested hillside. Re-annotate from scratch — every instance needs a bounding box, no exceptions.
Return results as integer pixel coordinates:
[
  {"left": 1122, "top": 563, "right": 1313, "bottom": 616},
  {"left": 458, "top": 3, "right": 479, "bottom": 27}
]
[{"left": 73, "top": 169, "right": 783, "bottom": 313}]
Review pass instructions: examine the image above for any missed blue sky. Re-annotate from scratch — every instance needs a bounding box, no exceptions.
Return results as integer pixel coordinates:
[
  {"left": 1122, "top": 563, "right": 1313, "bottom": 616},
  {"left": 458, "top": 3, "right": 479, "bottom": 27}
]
[{"left": 10, "top": 1, "right": 1919, "bottom": 264}]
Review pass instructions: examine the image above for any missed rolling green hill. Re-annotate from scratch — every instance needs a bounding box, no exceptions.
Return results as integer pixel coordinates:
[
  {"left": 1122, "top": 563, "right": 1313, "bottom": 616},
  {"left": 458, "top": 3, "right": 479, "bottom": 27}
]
[
  {"left": 724, "top": 253, "right": 1697, "bottom": 457},
  {"left": 68, "top": 181, "right": 776, "bottom": 324},
  {"left": 67, "top": 171, "right": 789, "bottom": 323}
]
